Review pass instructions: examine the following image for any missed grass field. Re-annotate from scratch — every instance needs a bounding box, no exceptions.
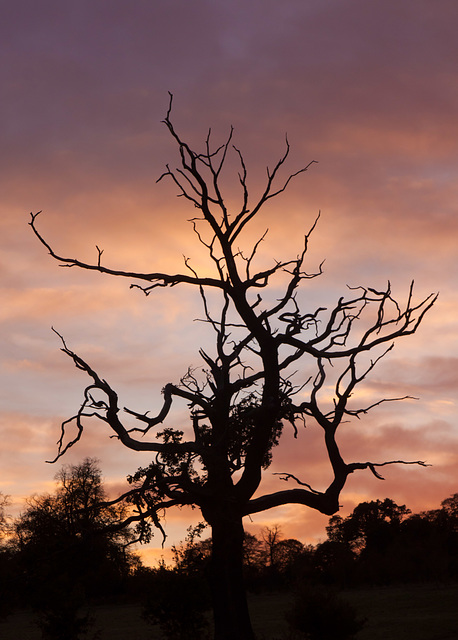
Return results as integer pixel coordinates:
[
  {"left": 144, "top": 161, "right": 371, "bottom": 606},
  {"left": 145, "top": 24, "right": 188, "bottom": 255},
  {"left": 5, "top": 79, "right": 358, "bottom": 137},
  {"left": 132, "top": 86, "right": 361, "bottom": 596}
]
[
  {"left": 344, "top": 584, "right": 458, "bottom": 640},
  {"left": 0, "top": 583, "right": 457, "bottom": 639}
]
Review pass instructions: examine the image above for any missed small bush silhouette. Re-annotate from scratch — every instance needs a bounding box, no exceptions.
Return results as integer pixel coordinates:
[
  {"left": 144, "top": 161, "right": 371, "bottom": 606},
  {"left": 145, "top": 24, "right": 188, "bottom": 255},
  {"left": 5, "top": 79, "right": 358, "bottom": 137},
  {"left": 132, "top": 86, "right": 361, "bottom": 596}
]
[
  {"left": 286, "top": 584, "right": 365, "bottom": 640},
  {"left": 35, "top": 600, "right": 97, "bottom": 640},
  {"left": 142, "top": 569, "right": 210, "bottom": 640}
]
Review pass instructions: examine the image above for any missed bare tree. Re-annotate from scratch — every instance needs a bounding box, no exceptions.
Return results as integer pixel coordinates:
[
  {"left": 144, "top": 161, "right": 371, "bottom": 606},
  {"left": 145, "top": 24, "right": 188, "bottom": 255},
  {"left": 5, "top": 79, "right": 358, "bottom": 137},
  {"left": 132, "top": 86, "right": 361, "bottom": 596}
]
[
  {"left": 0, "top": 493, "right": 11, "bottom": 541},
  {"left": 30, "top": 95, "right": 436, "bottom": 640}
]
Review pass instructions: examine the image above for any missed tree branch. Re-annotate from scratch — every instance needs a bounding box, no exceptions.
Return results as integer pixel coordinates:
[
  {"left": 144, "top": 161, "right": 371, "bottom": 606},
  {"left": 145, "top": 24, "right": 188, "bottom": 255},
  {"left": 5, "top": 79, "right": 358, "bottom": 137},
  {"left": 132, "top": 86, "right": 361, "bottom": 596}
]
[
  {"left": 49, "top": 329, "right": 200, "bottom": 461},
  {"left": 29, "top": 211, "right": 225, "bottom": 292}
]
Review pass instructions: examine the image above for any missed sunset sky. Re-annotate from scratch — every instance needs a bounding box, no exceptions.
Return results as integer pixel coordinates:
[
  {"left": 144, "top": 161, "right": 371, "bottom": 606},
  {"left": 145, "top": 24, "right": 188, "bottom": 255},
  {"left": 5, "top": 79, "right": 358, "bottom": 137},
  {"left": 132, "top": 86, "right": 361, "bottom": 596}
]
[{"left": 1, "top": 0, "right": 457, "bottom": 565}]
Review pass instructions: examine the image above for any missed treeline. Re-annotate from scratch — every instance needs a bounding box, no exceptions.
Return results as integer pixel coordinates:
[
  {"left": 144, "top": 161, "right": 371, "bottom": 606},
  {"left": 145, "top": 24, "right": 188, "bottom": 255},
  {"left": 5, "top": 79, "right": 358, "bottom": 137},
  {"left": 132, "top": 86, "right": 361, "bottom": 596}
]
[
  {"left": 0, "top": 458, "right": 457, "bottom": 639},
  {"left": 165, "top": 494, "right": 458, "bottom": 591},
  {"left": 311, "top": 495, "right": 458, "bottom": 587}
]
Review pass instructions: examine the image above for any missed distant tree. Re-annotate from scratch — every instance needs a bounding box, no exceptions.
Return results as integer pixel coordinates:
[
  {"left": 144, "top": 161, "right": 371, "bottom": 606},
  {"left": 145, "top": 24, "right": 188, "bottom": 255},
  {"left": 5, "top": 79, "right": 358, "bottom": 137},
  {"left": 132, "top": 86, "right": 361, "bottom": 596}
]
[
  {"left": 170, "top": 524, "right": 303, "bottom": 587},
  {"left": 439, "top": 492, "right": 458, "bottom": 527},
  {"left": 326, "top": 498, "right": 411, "bottom": 553},
  {"left": 321, "top": 494, "right": 458, "bottom": 585},
  {"left": 242, "top": 531, "right": 266, "bottom": 573},
  {"left": 396, "top": 493, "right": 458, "bottom": 581},
  {"left": 30, "top": 94, "right": 436, "bottom": 639},
  {"left": 392, "top": 513, "right": 445, "bottom": 581},
  {"left": 14, "top": 458, "right": 137, "bottom": 639},
  {"left": 259, "top": 524, "right": 304, "bottom": 584},
  {"left": 261, "top": 524, "right": 284, "bottom": 569},
  {"left": 0, "top": 493, "right": 16, "bottom": 619},
  {"left": 0, "top": 493, "right": 11, "bottom": 542},
  {"left": 325, "top": 498, "right": 411, "bottom": 584},
  {"left": 311, "top": 539, "right": 357, "bottom": 586},
  {"left": 170, "top": 522, "right": 211, "bottom": 573}
]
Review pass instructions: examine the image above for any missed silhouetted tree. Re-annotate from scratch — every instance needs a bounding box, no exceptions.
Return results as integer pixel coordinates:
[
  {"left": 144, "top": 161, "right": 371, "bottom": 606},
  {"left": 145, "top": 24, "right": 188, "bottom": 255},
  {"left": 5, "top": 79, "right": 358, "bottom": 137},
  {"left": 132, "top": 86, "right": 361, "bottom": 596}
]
[
  {"left": 439, "top": 492, "right": 458, "bottom": 527},
  {"left": 311, "top": 539, "right": 357, "bottom": 586},
  {"left": 242, "top": 532, "right": 266, "bottom": 573},
  {"left": 325, "top": 498, "right": 411, "bottom": 584},
  {"left": 395, "top": 494, "right": 458, "bottom": 582},
  {"left": 168, "top": 523, "right": 209, "bottom": 573},
  {"left": 326, "top": 498, "right": 411, "bottom": 553},
  {"left": 0, "top": 493, "right": 10, "bottom": 540},
  {"left": 30, "top": 94, "right": 436, "bottom": 639},
  {"left": 319, "top": 494, "right": 458, "bottom": 585},
  {"left": 261, "top": 524, "right": 284, "bottom": 570},
  {"left": 257, "top": 525, "right": 304, "bottom": 587},
  {"left": 169, "top": 524, "right": 303, "bottom": 590},
  {"left": 0, "top": 493, "right": 16, "bottom": 619},
  {"left": 13, "top": 458, "right": 136, "bottom": 639}
]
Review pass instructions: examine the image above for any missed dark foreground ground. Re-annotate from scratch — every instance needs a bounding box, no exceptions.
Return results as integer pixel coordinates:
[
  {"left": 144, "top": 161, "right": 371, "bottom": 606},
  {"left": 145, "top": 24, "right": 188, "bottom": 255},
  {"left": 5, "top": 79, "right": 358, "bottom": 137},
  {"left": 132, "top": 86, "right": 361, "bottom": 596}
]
[{"left": 1, "top": 583, "right": 457, "bottom": 639}]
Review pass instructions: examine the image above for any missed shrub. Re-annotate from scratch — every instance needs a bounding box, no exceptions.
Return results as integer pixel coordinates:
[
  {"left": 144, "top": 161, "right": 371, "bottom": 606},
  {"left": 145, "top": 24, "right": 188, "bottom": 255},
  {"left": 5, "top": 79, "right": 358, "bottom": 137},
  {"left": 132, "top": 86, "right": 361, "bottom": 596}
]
[
  {"left": 286, "top": 584, "right": 365, "bottom": 640},
  {"left": 142, "top": 568, "right": 210, "bottom": 640}
]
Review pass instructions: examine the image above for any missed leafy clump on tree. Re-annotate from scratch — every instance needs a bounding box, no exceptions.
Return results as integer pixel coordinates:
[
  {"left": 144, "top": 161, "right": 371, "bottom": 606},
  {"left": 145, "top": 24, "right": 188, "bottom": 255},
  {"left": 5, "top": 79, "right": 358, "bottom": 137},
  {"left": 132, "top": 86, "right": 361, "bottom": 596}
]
[{"left": 30, "top": 95, "right": 436, "bottom": 639}]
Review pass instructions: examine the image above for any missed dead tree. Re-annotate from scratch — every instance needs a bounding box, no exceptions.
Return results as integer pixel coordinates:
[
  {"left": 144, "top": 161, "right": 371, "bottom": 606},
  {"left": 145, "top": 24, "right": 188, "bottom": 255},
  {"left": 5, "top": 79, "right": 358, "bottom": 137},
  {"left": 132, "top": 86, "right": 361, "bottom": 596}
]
[{"left": 30, "top": 95, "right": 436, "bottom": 640}]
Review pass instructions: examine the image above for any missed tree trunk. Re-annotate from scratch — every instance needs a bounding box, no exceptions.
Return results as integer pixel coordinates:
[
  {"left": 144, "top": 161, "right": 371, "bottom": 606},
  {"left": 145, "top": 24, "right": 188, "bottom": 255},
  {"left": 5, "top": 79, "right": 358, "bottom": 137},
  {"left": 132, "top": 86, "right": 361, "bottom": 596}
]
[{"left": 207, "top": 513, "right": 255, "bottom": 640}]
